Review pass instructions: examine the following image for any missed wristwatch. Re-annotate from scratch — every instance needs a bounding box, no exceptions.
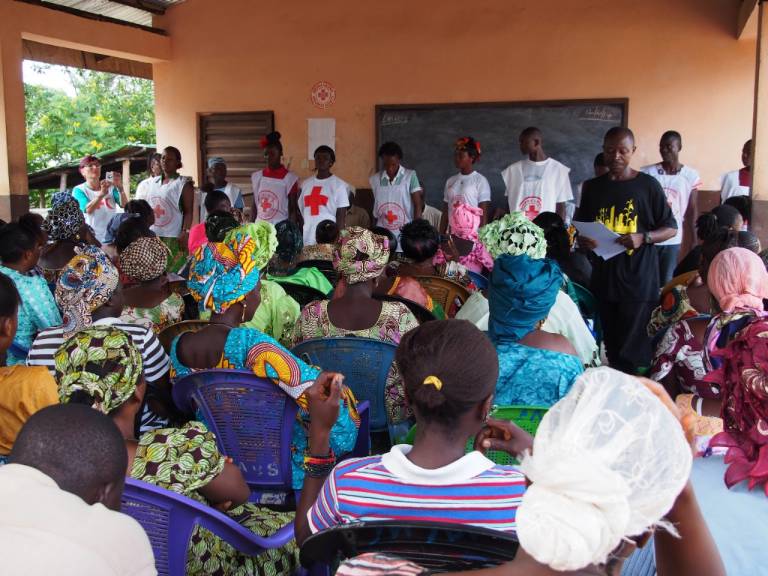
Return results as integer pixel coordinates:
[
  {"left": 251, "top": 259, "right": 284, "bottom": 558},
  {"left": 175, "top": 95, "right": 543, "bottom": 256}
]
[{"left": 643, "top": 232, "right": 652, "bottom": 245}]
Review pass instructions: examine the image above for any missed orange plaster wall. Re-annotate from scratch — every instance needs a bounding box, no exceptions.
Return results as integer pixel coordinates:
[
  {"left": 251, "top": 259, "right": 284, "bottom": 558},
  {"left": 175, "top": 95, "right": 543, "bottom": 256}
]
[{"left": 155, "top": 0, "right": 755, "bottom": 193}]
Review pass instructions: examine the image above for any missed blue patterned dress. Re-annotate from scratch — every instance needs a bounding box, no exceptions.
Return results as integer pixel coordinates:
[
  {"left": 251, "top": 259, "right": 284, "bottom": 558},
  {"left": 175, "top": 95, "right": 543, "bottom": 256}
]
[
  {"left": 170, "top": 327, "right": 360, "bottom": 489},
  {"left": 494, "top": 341, "right": 583, "bottom": 406},
  {"left": 0, "top": 266, "right": 61, "bottom": 365}
]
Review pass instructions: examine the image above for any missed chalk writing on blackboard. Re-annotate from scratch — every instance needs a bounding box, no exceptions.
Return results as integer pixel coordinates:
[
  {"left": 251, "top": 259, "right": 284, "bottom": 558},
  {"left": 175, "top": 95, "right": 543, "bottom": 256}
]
[
  {"left": 381, "top": 112, "right": 410, "bottom": 126},
  {"left": 579, "top": 106, "right": 620, "bottom": 122}
]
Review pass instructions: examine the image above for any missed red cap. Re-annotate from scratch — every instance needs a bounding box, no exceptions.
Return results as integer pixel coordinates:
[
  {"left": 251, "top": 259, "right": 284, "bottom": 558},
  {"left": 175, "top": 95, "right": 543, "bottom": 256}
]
[{"left": 79, "top": 155, "right": 101, "bottom": 168}]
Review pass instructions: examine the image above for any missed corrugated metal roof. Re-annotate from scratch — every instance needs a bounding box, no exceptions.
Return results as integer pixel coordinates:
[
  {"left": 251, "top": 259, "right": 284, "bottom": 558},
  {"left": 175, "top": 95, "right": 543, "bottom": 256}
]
[{"left": 37, "top": 0, "right": 183, "bottom": 27}]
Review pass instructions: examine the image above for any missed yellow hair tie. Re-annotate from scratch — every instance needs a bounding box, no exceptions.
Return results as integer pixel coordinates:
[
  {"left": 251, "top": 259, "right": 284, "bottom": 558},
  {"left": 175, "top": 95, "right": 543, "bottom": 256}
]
[{"left": 423, "top": 375, "right": 443, "bottom": 390}]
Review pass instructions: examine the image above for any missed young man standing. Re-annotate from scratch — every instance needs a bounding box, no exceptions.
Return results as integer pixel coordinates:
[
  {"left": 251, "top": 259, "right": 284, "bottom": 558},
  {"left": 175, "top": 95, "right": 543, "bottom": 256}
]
[
  {"left": 72, "top": 155, "right": 129, "bottom": 243},
  {"left": 641, "top": 131, "right": 702, "bottom": 286},
  {"left": 502, "top": 127, "right": 572, "bottom": 221},
  {"left": 370, "top": 141, "right": 423, "bottom": 247},
  {"left": 200, "top": 157, "right": 244, "bottom": 221},
  {"left": 577, "top": 127, "right": 676, "bottom": 374},
  {"left": 720, "top": 139, "right": 752, "bottom": 203}
]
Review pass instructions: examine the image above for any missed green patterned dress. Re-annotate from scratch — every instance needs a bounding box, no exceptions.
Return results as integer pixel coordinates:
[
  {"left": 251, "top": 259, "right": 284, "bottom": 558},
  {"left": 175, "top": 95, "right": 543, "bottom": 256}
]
[{"left": 130, "top": 421, "right": 298, "bottom": 575}]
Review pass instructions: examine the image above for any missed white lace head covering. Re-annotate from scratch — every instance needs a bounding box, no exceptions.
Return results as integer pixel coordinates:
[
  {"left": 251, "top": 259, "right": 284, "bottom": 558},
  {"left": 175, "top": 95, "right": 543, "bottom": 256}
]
[{"left": 516, "top": 367, "right": 692, "bottom": 571}]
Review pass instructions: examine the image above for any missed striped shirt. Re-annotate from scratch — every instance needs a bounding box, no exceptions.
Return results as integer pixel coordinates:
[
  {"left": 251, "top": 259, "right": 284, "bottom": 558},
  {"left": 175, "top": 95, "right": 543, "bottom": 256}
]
[
  {"left": 308, "top": 445, "right": 526, "bottom": 534},
  {"left": 27, "top": 317, "right": 170, "bottom": 383}
]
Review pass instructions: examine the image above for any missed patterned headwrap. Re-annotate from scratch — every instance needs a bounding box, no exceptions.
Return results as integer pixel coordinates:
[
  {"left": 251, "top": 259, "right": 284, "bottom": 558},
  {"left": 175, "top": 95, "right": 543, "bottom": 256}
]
[
  {"left": 479, "top": 211, "right": 547, "bottom": 260},
  {"left": 56, "top": 326, "right": 143, "bottom": 414},
  {"left": 55, "top": 245, "right": 119, "bottom": 336},
  {"left": 226, "top": 222, "right": 277, "bottom": 271},
  {"left": 489, "top": 253, "right": 564, "bottom": 342},
  {"left": 275, "top": 219, "right": 303, "bottom": 263},
  {"left": 205, "top": 212, "right": 240, "bottom": 243},
  {"left": 449, "top": 202, "right": 483, "bottom": 241},
  {"left": 119, "top": 236, "right": 169, "bottom": 282},
  {"left": 188, "top": 226, "right": 261, "bottom": 314},
  {"left": 43, "top": 193, "right": 85, "bottom": 241},
  {"left": 333, "top": 226, "right": 390, "bottom": 284},
  {"left": 455, "top": 136, "right": 482, "bottom": 158}
]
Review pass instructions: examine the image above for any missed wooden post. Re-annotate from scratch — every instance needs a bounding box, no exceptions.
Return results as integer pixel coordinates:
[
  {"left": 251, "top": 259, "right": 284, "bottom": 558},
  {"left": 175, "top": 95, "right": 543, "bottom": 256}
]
[
  {"left": 59, "top": 171, "right": 67, "bottom": 192},
  {"left": 122, "top": 158, "right": 131, "bottom": 198},
  {"left": 751, "top": 1, "right": 768, "bottom": 246}
]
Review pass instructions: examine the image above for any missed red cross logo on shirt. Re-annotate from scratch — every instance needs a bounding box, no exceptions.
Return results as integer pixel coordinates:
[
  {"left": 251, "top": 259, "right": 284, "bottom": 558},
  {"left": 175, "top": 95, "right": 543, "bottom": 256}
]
[
  {"left": 153, "top": 204, "right": 166, "bottom": 220},
  {"left": 261, "top": 198, "right": 272, "bottom": 211},
  {"left": 304, "top": 186, "right": 328, "bottom": 216},
  {"left": 385, "top": 210, "right": 398, "bottom": 225}
]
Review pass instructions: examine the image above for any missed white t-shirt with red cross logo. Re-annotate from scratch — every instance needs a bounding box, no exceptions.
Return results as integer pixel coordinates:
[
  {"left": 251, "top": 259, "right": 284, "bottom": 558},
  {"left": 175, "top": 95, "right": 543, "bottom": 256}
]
[
  {"left": 502, "top": 158, "right": 572, "bottom": 220},
  {"left": 251, "top": 166, "right": 300, "bottom": 225},
  {"left": 299, "top": 175, "right": 350, "bottom": 246},
  {"left": 640, "top": 163, "right": 702, "bottom": 246}
]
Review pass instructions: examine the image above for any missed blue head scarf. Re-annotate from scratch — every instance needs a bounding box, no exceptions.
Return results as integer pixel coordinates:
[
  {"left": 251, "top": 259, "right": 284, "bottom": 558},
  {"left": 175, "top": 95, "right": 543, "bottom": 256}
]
[{"left": 488, "top": 254, "right": 564, "bottom": 343}]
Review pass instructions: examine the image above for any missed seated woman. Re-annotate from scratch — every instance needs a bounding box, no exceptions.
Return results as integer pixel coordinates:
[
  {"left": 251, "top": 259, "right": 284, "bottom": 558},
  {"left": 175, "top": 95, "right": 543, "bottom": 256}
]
[
  {"left": 267, "top": 219, "right": 333, "bottom": 296},
  {"left": 27, "top": 245, "right": 172, "bottom": 431},
  {"left": 297, "top": 219, "right": 339, "bottom": 263},
  {"left": 119, "top": 236, "right": 186, "bottom": 333},
  {"left": 292, "top": 227, "right": 419, "bottom": 424},
  {"left": 655, "top": 247, "right": 768, "bottom": 444},
  {"left": 39, "top": 193, "right": 99, "bottom": 283},
  {"left": 533, "top": 211, "right": 592, "bottom": 288},
  {"left": 489, "top": 252, "right": 583, "bottom": 406},
  {"left": 102, "top": 199, "right": 155, "bottom": 262},
  {"left": 188, "top": 190, "right": 238, "bottom": 254},
  {"left": 433, "top": 202, "right": 493, "bottom": 276},
  {"left": 376, "top": 220, "right": 446, "bottom": 319},
  {"left": 673, "top": 204, "right": 742, "bottom": 278},
  {"left": 193, "top": 220, "right": 301, "bottom": 345},
  {"left": 56, "top": 326, "right": 303, "bottom": 575},
  {"left": 294, "top": 320, "right": 528, "bottom": 544},
  {"left": 172, "top": 225, "right": 360, "bottom": 489},
  {"left": 476, "top": 212, "right": 600, "bottom": 367},
  {"left": 647, "top": 228, "right": 759, "bottom": 339},
  {"left": 0, "top": 217, "right": 61, "bottom": 364},
  {"left": 0, "top": 273, "right": 58, "bottom": 463},
  {"left": 332, "top": 369, "right": 722, "bottom": 576}
]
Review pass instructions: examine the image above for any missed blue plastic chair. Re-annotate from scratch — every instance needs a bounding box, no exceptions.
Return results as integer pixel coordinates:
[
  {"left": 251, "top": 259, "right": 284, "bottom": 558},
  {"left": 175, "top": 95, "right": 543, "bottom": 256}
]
[
  {"left": 467, "top": 270, "right": 489, "bottom": 291},
  {"left": 173, "top": 369, "right": 370, "bottom": 504},
  {"left": 121, "top": 478, "right": 295, "bottom": 576},
  {"left": 292, "top": 337, "right": 397, "bottom": 433}
]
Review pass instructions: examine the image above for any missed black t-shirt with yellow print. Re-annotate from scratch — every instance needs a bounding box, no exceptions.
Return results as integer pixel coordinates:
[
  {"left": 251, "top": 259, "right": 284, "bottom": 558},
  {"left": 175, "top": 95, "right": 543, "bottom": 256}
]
[{"left": 577, "top": 172, "right": 676, "bottom": 302}]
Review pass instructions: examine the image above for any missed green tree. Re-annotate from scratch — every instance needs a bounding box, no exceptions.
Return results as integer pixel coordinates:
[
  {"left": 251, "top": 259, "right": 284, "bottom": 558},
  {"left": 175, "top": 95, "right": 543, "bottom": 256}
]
[{"left": 25, "top": 64, "right": 155, "bottom": 205}]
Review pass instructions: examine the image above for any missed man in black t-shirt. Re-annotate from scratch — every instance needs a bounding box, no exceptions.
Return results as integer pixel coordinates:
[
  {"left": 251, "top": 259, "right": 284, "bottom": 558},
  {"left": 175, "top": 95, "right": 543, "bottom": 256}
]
[{"left": 577, "top": 127, "right": 676, "bottom": 373}]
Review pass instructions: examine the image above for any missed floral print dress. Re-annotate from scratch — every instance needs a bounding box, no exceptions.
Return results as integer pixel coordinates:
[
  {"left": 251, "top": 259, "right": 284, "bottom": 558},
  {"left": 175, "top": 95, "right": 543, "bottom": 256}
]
[
  {"left": 120, "top": 292, "right": 185, "bottom": 334},
  {"left": 291, "top": 300, "right": 419, "bottom": 424},
  {"left": 130, "top": 421, "right": 298, "bottom": 576}
]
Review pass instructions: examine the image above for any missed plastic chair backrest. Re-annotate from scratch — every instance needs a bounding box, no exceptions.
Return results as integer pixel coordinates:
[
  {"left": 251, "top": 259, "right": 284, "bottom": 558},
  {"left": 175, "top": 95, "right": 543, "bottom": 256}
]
[
  {"left": 292, "top": 337, "right": 397, "bottom": 432},
  {"left": 404, "top": 405, "right": 547, "bottom": 466},
  {"left": 281, "top": 283, "right": 329, "bottom": 307},
  {"left": 295, "top": 259, "right": 338, "bottom": 286},
  {"left": 467, "top": 271, "right": 489, "bottom": 291},
  {"left": 121, "top": 478, "right": 294, "bottom": 576},
  {"left": 373, "top": 293, "right": 436, "bottom": 324},
  {"left": 172, "top": 370, "right": 298, "bottom": 503},
  {"left": 158, "top": 320, "right": 208, "bottom": 353},
  {"left": 415, "top": 275, "right": 471, "bottom": 318},
  {"left": 300, "top": 521, "right": 519, "bottom": 572},
  {"left": 565, "top": 281, "right": 602, "bottom": 343}
]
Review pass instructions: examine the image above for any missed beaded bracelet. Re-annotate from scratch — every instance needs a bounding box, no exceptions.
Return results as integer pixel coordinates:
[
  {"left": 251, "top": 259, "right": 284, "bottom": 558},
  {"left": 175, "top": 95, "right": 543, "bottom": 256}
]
[{"left": 303, "top": 448, "right": 336, "bottom": 477}]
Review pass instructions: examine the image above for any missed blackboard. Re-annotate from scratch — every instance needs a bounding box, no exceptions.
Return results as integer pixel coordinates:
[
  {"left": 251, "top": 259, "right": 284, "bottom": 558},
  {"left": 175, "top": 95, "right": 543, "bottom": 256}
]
[{"left": 375, "top": 99, "right": 628, "bottom": 209}]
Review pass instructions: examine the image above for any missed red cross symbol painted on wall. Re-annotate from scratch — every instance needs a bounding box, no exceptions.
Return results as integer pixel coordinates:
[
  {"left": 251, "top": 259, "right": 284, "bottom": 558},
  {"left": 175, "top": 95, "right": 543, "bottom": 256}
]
[
  {"left": 385, "top": 210, "right": 398, "bottom": 225},
  {"left": 304, "top": 186, "right": 329, "bottom": 216}
]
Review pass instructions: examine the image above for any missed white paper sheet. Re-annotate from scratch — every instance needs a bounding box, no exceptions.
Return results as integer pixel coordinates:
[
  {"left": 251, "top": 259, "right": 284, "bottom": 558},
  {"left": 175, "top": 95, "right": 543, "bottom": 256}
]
[
  {"left": 572, "top": 220, "right": 626, "bottom": 260},
  {"left": 307, "top": 118, "right": 336, "bottom": 159}
]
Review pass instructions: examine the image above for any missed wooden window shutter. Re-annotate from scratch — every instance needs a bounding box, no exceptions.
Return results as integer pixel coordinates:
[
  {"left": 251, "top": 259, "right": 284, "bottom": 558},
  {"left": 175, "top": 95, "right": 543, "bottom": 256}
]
[{"left": 199, "top": 111, "right": 275, "bottom": 218}]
